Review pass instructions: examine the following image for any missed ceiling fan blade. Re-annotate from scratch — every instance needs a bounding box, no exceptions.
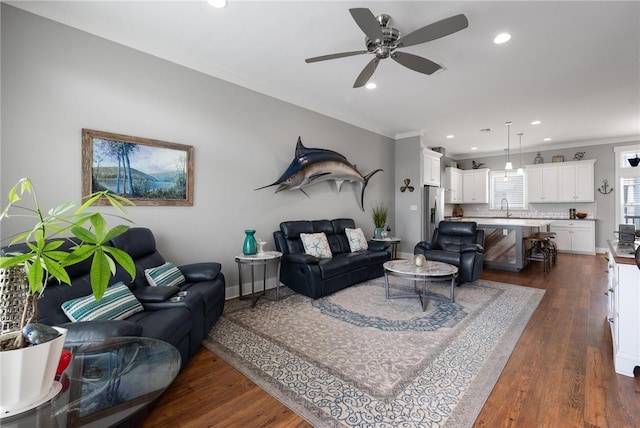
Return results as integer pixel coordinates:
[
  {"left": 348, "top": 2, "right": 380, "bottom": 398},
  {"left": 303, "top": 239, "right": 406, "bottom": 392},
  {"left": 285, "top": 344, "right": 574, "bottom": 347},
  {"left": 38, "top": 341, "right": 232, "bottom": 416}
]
[
  {"left": 305, "top": 50, "right": 368, "bottom": 63},
  {"left": 349, "top": 8, "right": 384, "bottom": 42},
  {"left": 396, "top": 14, "right": 469, "bottom": 48},
  {"left": 353, "top": 57, "right": 380, "bottom": 88},
  {"left": 391, "top": 52, "right": 442, "bottom": 75}
]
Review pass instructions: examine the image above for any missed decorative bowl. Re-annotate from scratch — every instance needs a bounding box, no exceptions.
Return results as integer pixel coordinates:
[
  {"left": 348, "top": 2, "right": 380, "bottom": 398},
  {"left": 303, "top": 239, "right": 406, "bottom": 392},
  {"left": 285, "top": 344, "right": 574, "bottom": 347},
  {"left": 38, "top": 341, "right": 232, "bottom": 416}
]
[{"left": 576, "top": 212, "right": 587, "bottom": 219}]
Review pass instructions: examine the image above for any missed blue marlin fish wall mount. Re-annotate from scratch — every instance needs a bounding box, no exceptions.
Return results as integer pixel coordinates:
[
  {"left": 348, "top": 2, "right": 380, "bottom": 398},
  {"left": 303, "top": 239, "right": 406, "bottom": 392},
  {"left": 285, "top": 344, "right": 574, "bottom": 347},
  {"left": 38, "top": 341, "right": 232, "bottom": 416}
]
[{"left": 255, "top": 137, "right": 382, "bottom": 211}]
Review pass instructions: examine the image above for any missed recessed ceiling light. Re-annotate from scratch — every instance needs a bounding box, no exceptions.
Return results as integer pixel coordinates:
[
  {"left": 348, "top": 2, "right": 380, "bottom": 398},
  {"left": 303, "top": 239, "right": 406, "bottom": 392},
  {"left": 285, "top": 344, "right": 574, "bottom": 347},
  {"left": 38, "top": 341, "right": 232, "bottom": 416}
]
[
  {"left": 543, "top": 137, "right": 552, "bottom": 141},
  {"left": 531, "top": 120, "right": 541, "bottom": 125},
  {"left": 493, "top": 33, "right": 511, "bottom": 44},
  {"left": 365, "top": 82, "right": 376, "bottom": 89},
  {"left": 207, "top": 0, "right": 227, "bottom": 8},
  {"left": 446, "top": 135, "right": 454, "bottom": 139},
  {"left": 471, "top": 147, "right": 478, "bottom": 150}
]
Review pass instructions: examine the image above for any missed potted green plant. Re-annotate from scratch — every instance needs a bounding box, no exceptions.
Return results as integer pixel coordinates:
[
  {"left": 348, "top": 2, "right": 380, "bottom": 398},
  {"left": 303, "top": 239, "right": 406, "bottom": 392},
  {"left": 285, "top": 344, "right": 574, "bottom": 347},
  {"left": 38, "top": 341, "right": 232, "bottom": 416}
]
[
  {"left": 0, "top": 178, "right": 136, "bottom": 413},
  {"left": 371, "top": 203, "right": 388, "bottom": 239}
]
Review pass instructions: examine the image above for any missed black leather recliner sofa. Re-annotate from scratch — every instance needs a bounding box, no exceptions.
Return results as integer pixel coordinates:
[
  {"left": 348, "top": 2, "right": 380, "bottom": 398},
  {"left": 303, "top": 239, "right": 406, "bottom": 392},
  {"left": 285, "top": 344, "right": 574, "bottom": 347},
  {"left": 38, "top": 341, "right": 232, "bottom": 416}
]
[
  {"left": 273, "top": 218, "right": 390, "bottom": 299},
  {"left": 3, "top": 227, "right": 225, "bottom": 369},
  {"left": 414, "top": 221, "right": 485, "bottom": 284}
]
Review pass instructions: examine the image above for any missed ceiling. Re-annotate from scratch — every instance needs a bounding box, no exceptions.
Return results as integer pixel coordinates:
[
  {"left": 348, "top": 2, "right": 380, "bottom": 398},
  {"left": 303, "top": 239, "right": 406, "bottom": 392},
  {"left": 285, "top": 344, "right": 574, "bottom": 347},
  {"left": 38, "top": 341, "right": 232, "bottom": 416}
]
[{"left": 8, "top": 1, "right": 640, "bottom": 158}]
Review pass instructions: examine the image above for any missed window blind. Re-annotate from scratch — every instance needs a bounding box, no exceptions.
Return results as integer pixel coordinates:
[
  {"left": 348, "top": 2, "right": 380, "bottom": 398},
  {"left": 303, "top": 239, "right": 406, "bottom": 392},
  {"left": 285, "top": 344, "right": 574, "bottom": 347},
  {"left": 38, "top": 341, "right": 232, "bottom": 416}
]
[
  {"left": 490, "top": 170, "right": 526, "bottom": 210},
  {"left": 622, "top": 176, "right": 640, "bottom": 228}
]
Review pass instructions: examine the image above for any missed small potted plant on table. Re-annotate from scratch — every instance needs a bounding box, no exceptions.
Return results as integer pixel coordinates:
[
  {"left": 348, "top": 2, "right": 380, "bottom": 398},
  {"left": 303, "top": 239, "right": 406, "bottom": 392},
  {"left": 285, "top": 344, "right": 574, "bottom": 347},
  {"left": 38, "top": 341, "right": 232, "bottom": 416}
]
[{"left": 371, "top": 203, "right": 388, "bottom": 239}]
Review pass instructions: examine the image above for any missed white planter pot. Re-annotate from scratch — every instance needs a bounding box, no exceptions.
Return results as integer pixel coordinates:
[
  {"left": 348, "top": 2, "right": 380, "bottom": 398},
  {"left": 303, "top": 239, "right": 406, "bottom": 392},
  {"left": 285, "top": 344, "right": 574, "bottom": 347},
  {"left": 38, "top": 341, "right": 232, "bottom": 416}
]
[{"left": 0, "top": 326, "right": 67, "bottom": 416}]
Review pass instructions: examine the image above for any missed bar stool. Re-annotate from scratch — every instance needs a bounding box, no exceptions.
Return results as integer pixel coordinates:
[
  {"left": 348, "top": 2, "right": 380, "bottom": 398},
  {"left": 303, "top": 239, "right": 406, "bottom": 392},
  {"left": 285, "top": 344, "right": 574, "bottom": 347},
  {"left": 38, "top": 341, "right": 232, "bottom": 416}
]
[
  {"left": 524, "top": 235, "right": 552, "bottom": 273},
  {"left": 536, "top": 232, "right": 557, "bottom": 267}
]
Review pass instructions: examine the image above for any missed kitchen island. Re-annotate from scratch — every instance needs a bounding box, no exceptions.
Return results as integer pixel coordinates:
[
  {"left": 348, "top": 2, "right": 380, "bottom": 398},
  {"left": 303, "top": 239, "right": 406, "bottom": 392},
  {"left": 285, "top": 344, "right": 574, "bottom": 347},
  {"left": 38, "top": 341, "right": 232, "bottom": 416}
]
[
  {"left": 606, "top": 240, "right": 640, "bottom": 376},
  {"left": 454, "top": 217, "right": 553, "bottom": 271}
]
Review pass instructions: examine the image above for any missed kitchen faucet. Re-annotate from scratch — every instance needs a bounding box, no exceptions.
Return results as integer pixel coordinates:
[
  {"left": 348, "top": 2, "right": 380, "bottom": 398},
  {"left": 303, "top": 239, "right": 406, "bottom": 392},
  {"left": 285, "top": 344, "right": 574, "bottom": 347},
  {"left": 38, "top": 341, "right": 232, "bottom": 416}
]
[{"left": 501, "top": 198, "right": 512, "bottom": 217}]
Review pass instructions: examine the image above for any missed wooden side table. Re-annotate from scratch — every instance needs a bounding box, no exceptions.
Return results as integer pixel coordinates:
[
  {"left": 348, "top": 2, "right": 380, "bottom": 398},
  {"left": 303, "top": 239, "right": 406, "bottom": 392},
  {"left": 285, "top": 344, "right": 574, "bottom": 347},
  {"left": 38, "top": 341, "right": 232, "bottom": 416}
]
[
  {"left": 372, "top": 237, "right": 401, "bottom": 259},
  {"left": 235, "top": 251, "right": 282, "bottom": 308}
]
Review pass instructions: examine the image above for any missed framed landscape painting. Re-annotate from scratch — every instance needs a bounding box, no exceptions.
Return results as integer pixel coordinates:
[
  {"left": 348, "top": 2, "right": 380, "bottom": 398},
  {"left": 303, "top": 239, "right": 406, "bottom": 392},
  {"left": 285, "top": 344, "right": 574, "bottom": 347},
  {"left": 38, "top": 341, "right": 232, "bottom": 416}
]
[{"left": 82, "top": 129, "right": 194, "bottom": 206}]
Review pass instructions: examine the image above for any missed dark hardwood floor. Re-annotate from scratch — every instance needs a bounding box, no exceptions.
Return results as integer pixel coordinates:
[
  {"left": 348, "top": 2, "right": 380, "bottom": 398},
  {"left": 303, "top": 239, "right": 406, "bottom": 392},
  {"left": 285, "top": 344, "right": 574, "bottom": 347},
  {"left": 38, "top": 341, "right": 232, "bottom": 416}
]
[{"left": 144, "top": 253, "right": 640, "bottom": 427}]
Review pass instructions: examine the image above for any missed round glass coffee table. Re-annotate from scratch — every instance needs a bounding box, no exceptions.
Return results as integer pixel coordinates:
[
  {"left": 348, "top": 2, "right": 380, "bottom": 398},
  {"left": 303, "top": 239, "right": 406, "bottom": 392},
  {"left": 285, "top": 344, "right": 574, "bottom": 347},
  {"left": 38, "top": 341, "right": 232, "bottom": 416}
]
[
  {"left": 383, "top": 259, "right": 458, "bottom": 311},
  {"left": 1, "top": 336, "right": 180, "bottom": 427}
]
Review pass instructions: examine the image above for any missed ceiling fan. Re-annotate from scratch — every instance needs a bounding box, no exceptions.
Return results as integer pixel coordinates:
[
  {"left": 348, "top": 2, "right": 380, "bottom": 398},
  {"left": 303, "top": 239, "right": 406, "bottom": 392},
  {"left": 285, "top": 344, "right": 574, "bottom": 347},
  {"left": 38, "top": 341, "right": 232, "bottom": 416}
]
[{"left": 305, "top": 8, "right": 468, "bottom": 88}]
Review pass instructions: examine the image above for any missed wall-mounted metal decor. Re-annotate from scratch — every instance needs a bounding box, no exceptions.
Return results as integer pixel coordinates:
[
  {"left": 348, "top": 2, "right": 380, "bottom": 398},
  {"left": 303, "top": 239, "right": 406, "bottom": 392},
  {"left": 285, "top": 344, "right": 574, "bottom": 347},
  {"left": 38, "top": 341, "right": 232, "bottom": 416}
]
[
  {"left": 597, "top": 179, "right": 613, "bottom": 195},
  {"left": 400, "top": 178, "right": 414, "bottom": 192},
  {"left": 82, "top": 129, "right": 193, "bottom": 206},
  {"left": 255, "top": 137, "right": 382, "bottom": 210}
]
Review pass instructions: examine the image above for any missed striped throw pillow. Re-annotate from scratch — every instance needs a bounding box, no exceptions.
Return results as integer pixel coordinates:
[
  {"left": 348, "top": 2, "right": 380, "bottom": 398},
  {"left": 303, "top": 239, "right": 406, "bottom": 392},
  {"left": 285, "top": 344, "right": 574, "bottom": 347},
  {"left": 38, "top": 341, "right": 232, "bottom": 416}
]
[
  {"left": 61, "top": 282, "right": 143, "bottom": 322},
  {"left": 144, "top": 262, "right": 186, "bottom": 287}
]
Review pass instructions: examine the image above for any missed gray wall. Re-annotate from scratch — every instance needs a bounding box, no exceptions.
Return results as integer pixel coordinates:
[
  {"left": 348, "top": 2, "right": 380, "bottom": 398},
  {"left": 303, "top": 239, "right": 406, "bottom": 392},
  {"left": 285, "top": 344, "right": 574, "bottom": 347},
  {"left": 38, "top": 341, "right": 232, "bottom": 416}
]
[
  {"left": 454, "top": 141, "right": 639, "bottom": 251},
  {"left": 0, "top": 5, "right": 395, "bottom": 297},
  {"left": 394, "top": 136, "right": 423, "bottom": 255}
]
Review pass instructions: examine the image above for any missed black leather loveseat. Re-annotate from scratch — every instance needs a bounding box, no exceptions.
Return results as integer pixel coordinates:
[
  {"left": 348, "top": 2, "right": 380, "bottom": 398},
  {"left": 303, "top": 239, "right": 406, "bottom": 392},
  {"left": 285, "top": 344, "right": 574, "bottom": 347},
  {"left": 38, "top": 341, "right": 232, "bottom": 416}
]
[
  {"left": 414, "top": 221, "right": 485, "bottom": 284},
  {"left": 274, "top": 218, "right": 390, "bottom": 298},
  {"left": 3, "top": 227, "right": 225, "bottom": 369}
]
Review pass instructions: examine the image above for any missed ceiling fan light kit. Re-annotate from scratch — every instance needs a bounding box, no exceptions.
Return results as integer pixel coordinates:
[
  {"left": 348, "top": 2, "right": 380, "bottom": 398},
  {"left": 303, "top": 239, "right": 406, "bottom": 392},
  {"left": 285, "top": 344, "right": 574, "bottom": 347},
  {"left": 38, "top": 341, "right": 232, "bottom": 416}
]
[{"left": 305, "top": 8, "right": 469, "bottom": 88}]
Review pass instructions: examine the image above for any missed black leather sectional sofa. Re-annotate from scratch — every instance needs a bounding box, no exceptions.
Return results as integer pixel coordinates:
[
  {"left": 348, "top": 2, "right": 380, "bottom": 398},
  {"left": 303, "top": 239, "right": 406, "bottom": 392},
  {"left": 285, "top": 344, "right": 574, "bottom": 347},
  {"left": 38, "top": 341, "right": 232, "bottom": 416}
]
[
  {"left": 274, "top": 218, "right": 390, "bottom": 298},
  {"left": 4, "top": 227, "right": 225, "bottom": 369}
]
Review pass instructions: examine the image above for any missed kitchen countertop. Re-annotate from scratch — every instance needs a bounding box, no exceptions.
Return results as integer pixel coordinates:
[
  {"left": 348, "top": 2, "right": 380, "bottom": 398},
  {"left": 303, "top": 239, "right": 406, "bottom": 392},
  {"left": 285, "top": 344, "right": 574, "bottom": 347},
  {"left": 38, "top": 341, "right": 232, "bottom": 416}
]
[
  {"left": 607, "top": 240, "right": 639, "bottom": 265},
  {"left": 452, "top": 217, "right": 554, "bottom": 227}
]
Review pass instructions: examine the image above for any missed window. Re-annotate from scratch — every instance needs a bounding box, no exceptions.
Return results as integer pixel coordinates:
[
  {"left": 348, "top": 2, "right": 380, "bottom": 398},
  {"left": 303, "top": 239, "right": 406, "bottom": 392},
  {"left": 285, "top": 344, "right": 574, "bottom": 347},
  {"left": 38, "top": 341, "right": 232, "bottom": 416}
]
[
  {"left": 489, "top": 170, "right": 526, "bottom": 210},
  {"left": 614, "top": 144, "right": 640, "bottom": 229},
  {"left": 621, "top": 177, "right": 640, "bottom": 228}
]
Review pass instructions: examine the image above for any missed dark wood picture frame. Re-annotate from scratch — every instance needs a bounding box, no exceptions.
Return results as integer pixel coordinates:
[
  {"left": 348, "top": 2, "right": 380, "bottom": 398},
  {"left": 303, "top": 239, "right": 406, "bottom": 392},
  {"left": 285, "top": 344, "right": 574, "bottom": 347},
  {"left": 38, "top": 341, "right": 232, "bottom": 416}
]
[{"left": 82, "top": 129, "right": 193, "bottom": 206}]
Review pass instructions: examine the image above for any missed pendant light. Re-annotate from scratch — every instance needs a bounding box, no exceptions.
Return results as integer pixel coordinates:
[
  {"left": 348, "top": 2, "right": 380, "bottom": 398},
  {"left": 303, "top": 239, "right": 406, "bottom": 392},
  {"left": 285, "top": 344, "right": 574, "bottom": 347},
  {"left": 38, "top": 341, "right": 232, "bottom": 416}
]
[
  {"left": 505, "top": 122, "right": 513, "bottom": 170},
  {"left": 516, "top": 133, "right": 524, "bottom": 175},
  {"left": 503, "top": 150, "right": 509, "bottom": 181}
]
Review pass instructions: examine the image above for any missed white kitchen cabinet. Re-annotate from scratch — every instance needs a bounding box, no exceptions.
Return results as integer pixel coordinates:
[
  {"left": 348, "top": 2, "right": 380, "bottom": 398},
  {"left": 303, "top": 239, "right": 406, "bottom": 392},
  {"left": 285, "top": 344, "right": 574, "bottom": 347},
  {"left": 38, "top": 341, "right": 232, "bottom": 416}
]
[
  {"left": 558, "top": 160, "right": 595, "bottom": 202},
  {"left": 606, "top": 242, "right": 640, "bottom": 377},
  {"left": 527, "top": 165, "right": 559, "bottom": 202},
  {"left": 445, "top": 167, "right": 462, "bottom": 203},
  {"left": 526, "top": 160, "right": 595, "bottom": 203},
  {"left": 422, "top": 149, "right": 442, "bottom": 187},
  {"left": 461, "top": 169, "right": 489, "bottom": 204},
  {"left": 549, "top": 220, "right": 595, "bottom": 254}
]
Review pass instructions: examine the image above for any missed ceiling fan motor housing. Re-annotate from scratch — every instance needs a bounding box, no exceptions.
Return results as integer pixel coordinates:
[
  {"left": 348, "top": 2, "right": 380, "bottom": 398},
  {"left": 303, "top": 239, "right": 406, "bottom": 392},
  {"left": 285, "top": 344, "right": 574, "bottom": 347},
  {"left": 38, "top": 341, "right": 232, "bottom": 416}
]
[{"left": 365, "top": 16, "right": 399, "bottom": 58}]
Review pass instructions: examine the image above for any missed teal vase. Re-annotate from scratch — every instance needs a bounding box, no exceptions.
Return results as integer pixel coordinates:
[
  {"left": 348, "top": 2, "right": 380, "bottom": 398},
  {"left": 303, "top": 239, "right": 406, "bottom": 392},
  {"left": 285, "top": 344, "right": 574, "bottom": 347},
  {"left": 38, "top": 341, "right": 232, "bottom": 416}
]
[
  {"left": 243, "top": 230, "right": 257, "bottom": 255},
  {"left": 534, "top": 152, "right": 544, "bottom": 164}
]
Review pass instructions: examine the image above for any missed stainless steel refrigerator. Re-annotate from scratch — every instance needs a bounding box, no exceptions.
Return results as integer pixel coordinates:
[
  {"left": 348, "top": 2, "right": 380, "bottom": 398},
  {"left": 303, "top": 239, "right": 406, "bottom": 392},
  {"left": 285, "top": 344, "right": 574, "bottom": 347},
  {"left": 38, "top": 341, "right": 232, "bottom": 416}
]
[{"left": 423, "top": 186, "right": 445, "bottom": 242}]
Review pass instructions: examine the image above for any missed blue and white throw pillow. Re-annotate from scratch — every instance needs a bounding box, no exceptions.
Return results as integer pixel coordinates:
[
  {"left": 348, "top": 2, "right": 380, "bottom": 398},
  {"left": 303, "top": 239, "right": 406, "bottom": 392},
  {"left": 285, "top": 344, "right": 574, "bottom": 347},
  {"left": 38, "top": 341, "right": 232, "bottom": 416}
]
[
  {"left": 144, "top": 262, "right": 186, "bottom": 287},
  {"left": 345, "top": 227, "right": 368, "bottom": 252},
  {"left": 61, "top": 282, "right": 144, "bottom": 322},
  {"left": 300, "top": 232, "right": 333, "bottom": 259}
]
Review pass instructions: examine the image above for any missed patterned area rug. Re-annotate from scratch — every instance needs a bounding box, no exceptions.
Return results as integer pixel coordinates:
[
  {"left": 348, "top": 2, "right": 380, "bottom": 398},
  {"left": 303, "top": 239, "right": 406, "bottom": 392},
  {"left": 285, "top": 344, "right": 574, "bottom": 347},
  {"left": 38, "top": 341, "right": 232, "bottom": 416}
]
[{"left": 204, "top": 278, "right": 544, "bottom": 427}]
